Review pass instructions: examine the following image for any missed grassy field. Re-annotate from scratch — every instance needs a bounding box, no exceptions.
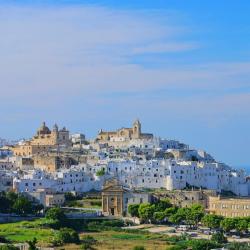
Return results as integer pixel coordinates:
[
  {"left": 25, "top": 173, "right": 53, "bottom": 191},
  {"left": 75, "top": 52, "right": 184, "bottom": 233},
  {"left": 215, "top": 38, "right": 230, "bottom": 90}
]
[
  {"left": 78, "top": 231, "right": 172, "bottom": 250},
  {"left": 0, "top": 219, "right": 174, "bottom": 250},
  {"left": 0, "top": 219, "right": 55, "bottom": 245}
]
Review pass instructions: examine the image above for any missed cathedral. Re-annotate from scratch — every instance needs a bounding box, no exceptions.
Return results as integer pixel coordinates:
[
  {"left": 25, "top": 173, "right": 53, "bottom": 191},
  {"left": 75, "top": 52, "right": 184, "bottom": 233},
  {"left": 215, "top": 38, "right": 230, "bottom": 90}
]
[
  {"left": 12, "top": 122, "right": 70, "bottom": 157},
  {"left": 96, "top": 119, "right": 153, "bottom": 142}
]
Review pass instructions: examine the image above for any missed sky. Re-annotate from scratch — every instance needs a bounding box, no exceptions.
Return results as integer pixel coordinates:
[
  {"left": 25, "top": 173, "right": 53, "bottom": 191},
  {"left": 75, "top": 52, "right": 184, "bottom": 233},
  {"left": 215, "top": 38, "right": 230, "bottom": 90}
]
[{"left": 0, "top": 0, "right": 250, "bottom": 168}]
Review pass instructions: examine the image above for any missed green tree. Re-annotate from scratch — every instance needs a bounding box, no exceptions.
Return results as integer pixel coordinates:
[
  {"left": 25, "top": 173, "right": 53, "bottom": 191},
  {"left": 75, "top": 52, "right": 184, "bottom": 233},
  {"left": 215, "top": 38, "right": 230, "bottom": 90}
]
[
  {"left": 154, "top": 199, "right": 172, "bottom": 212},
  {"left": 13, "top": 196, "right": 32, "bottom": 215},
  {"left": 45, "top": 207, "right": 66, "bottom": 221},
  {"left": 27, "top": 238, "right": 38, "bottom": 250},
  {"left": 202, "top": 214, "right": 224, "bottom": 229},
  {"left": 165, "top": 207, "right": 178, "bottom": 217},
  {"left": 153, "top": 211, "right": 166, "bottom": 223},
  {"left": 211, "top": 232, "right": 227, "bottom": 243},
  {"left": 6, "top": 192, "right": 18, "bottom": 206},
  {"left": 220, "top": 218, "right": 236, "bottom": 232},
  {"left": 187, "top": 204, "right": 204, "bottom": 226},
  {"left": 128, "top": 204, "right": 140, "bottom": 217},
  {"left": 169, "top": 208, "right": 187, "bottom": 224},
  {"left": 236, "top": 219, "right": 248, "bottom": 233},
  {"left": 0, "top": 192, "right": 11, "bottom": 213},
  {"left": 138, "top": 203, "right": 155, "bottom": 222},
  {"left": 45, "top": 207, "right": 67, "bottom": 228}
]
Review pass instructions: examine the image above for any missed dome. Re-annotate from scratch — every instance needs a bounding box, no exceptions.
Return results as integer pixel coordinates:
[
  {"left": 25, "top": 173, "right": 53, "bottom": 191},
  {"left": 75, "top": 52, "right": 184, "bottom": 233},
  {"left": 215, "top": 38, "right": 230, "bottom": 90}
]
[{"left": 37, "top": 122, "right": 51, "bottom": 135}]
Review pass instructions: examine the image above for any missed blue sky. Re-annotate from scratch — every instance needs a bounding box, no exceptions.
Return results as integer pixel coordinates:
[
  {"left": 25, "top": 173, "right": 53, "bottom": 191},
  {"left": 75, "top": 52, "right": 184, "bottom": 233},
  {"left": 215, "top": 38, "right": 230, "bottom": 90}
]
[{"left": 0, "top": 0, "right": 250, "bottom": 168}]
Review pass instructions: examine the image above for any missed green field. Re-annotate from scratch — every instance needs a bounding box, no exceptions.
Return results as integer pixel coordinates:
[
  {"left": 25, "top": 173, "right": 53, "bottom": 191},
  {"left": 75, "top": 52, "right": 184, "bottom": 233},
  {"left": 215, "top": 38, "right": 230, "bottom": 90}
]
[
  {"left": 0, "top": 219, "right": 173, "bottom": 250},
  {"left": 0, "top": 219, "right": 55, "bottom": 245},
  {"left": 80, "top": 231, "right": 172, "bottom": 250}
]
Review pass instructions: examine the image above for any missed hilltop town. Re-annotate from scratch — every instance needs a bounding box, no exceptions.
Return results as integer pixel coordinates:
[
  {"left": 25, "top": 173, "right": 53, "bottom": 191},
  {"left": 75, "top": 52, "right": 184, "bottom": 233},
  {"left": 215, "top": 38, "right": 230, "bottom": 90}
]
[
  {"left": 1, "top": 121, "right": 250, "bottom": 249},
  {"left": 0, "top": 120, "right": 249, "bottom": 218}
]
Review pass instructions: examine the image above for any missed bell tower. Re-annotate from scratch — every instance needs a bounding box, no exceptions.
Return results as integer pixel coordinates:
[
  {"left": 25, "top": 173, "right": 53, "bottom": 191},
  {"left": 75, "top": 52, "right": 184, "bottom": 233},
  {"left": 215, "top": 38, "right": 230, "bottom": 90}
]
[{"left": 133, "top": 119, "right": 141, "bottom": 139}]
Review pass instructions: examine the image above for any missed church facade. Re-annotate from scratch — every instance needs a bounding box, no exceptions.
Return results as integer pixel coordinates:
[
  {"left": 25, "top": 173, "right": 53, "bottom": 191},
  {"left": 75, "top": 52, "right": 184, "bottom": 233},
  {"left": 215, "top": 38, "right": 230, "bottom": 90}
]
[{"left": 102, "top": 178, "right": 153, "bottom": 217}]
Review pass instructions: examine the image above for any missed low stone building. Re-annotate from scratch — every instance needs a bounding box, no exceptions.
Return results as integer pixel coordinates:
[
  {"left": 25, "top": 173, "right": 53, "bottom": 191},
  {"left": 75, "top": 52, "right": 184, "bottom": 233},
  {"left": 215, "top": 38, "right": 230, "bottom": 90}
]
[
  {"left": 102, "top": 179, "right": 153, "bottom": 217},
  {"left": 24, "top": 188, "right": 65, "bottom": 208},
  {"left": 208, "top": 196, "right": 250, "bottom": 217},
  {"left": 165, "top": 189, "right": 216, "bottom": 208}
]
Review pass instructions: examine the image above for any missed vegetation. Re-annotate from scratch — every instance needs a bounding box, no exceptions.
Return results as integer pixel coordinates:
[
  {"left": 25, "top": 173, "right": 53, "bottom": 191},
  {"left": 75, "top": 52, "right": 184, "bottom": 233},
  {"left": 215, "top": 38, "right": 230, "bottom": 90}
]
[
  {"left": 54, "top": 227, "right": 80, "bottom": 245},
  {"left": 27, "top": 237, "right": 38, "bottom": 250},
  {"left": 227, "top": 242, "right": 250, "bottom": 250},
  {"left": 128, "top": 204, "right": 140, "bottom": 217},
  {"left": 95, "top": 169, "right": 105, "bottom": 177},
  {"left": 0, "top": 219, "right": 54, "bottom": 243},
  {"left": 0, "top": 191, "right": 43, "bottom": 216},
  {"left": 201, "top": 214, "right": 223, "bottom": 229},
  {"left": 133, "top": 246, "right": 146, "bottom": 250},
  {"left": 45, "top": 207, "right": 67, "bottom": 228},
  {"left": 81, "top": 235, "right": 97, "bottom": 250},
  {"left": 0, "top": 245, "right": 19, "bottom": 250},
  {"left": 138, "top": 203, "right": 155, "bottom": 222},
  {"left": 211, "top": 232, "right": 227, "bottom": 244}
]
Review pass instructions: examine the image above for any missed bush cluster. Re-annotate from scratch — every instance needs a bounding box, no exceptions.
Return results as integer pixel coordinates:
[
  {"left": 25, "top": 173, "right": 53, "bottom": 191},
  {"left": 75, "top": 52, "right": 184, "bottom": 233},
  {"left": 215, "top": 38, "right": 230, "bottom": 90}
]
[{"left": 0, "top": 191, "right": 43, "bottom": 216}]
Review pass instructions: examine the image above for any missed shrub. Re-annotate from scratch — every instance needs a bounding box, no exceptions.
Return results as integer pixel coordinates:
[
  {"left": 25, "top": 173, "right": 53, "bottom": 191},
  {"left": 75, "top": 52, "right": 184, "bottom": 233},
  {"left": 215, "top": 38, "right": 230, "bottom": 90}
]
[
  {"left": 187, "top": 239, "right": 219, "bottom": 250},
  {"left": 0, "top": 245, "right": 19, "bottom": 250},
  {"left": 27, "top": 237, "right": 38, "bottom": 250},
  {"left": 45, "top": 207, "right": 67, "bottom": 228},
  {"left": 46, "top": 207, "right": 66, "bottom": 221},
  {"left": 211, "top": 232, "right": 227, "bottom": 243},
  {"left": 128, "top": 204, "right": 140, "bottom": 217},
  {"left": 0, "top": 236, "right": 10, "bottom": 243},
  {"left": 133, "top": 246, "right": 145, "bottom": 250},
  {"left": 81, "top": 235, "right": 97, "bottom": 250},
  {"left": 55, "top": 227, "right": 80, "bottom": 245},
  {"left": 12, "top": 196, "right": 32, "bottom": 215}
]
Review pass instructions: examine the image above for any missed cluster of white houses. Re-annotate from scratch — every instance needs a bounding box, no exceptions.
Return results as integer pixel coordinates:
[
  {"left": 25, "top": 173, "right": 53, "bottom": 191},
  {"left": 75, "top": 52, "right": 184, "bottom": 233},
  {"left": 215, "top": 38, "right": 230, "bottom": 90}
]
[
  {"left": 12, "top": 158, "right": 249, "bottom": 198},
  {"left": 1, "top": 120, "right": 250, "bottom": 217}
]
